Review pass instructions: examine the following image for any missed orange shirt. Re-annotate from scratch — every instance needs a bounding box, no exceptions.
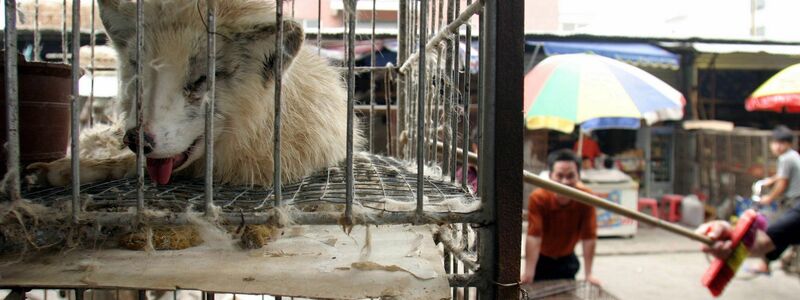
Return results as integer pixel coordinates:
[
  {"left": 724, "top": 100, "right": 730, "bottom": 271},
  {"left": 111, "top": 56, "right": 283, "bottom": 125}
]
[{"left": 527, "top": 187, "right": 597, "bottom": 258}]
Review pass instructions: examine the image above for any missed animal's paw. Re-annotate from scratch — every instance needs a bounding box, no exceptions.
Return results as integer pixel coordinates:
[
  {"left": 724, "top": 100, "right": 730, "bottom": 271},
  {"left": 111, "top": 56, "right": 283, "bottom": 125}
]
[
  {"left": 27, "top": 159, "right": 73, "bottom": 187},
  {"left": 26, "top": 154, "right": 136, "bottom": 187}
]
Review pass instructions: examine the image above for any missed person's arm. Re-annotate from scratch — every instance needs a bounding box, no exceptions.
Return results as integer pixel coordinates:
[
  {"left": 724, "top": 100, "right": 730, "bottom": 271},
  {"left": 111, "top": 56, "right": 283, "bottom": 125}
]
[
  {"left": 581, "top": 239, "right": 600, "bottom": 285},
  {"left": 521, "top": 236, "right": 542, "bottom": 284},
  {"left": 762, "top": 175, "right": 779, "bottom": 187},
  {"left": 696, "top": 221, "right": 776, "bottom": 258},
  {"left": 580, "top": 206, "right": 600, "bottom": 285},
  {"left": 761, "top": 178, "right": 787, "bottom": 205},
  {"left": 522, "top": 192, "right": 544, "bottom": 284}
]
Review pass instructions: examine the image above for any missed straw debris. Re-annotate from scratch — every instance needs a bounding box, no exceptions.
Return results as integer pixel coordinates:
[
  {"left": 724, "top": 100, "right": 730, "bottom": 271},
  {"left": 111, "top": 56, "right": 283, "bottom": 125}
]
[{"left": 119, "top": 226, "right": 202, "bottom": 251}]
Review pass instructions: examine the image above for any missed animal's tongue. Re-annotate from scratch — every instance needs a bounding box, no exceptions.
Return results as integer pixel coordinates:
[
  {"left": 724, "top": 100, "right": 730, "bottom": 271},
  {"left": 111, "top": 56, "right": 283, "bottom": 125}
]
[{"left": 146, "top": 157, "right": 174, "bottom": 185}]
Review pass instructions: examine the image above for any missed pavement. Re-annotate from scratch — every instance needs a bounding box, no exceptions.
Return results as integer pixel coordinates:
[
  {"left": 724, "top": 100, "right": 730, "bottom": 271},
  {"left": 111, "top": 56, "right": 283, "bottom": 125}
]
[{"left": 522, "top": 223, "right": 800, "bottom": 299}]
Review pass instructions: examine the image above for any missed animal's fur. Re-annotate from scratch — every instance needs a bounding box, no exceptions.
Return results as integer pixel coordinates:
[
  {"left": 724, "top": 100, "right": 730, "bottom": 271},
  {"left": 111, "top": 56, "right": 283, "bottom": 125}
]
[{"left": 30, "top": 0, "right": 363, "bottom": 187}]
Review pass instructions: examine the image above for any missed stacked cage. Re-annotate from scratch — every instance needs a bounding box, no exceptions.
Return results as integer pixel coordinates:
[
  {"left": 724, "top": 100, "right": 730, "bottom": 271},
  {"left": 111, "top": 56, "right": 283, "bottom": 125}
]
[{"left": 0, "top": 0, "right": 523, "bottom": 299}]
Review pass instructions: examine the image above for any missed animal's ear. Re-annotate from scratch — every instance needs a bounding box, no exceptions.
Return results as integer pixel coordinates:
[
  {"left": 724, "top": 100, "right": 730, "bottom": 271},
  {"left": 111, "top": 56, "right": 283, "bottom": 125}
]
[
  {"left": 235, "top": 20, "right": 304, "bottom": 81},
  {"left": 98, "top": 0, "right": 136, "bottom": 49}
]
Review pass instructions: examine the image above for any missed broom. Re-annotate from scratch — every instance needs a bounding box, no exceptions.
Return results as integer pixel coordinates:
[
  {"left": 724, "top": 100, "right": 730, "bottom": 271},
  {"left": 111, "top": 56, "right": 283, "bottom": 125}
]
[{"left": 434, "top": 141, "right": 759, "bottom": 297}]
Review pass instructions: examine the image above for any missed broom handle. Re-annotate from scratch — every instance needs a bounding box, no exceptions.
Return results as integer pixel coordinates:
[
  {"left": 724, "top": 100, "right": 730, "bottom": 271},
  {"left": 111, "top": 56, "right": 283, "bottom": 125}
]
[{"left": 440, "top": 142, "right": 713, "bottom": 246}]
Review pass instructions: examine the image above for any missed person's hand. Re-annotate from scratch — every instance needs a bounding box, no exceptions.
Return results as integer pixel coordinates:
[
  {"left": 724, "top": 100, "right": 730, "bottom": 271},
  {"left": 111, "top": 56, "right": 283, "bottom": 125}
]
[
  {"left": 520, "top": 272, "right": 533, "bottom": 284},
  {"left": 586, "top": 275, "right": 602, "bottom": 286},
  {"left": 759, "top": 195, "right": 773, "bottom": 205},
  {"left": 695, "top": 221, "right": 734, "bottom": 259}
]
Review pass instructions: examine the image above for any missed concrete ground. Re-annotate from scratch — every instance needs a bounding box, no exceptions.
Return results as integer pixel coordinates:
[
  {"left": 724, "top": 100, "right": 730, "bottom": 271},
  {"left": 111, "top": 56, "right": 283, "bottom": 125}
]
[{"left": 531, "top": 225, "right": 800, "bottom": 299}]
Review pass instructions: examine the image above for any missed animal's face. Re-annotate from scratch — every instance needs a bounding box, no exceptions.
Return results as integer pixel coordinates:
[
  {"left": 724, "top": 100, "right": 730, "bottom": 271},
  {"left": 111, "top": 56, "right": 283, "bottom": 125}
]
[{"left": 98, "top": 0, "right": 303, "bottom": 183}]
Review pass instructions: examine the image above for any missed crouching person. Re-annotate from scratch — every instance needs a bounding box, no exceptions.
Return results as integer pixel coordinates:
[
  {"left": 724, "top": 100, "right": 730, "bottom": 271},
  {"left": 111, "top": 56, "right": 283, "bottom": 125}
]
[{"left": 521, "top": 149, "right": 601, "bottom": 285}]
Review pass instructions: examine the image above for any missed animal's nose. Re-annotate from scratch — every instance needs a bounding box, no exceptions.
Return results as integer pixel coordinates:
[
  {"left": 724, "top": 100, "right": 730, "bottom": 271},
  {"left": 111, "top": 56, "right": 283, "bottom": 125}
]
[{"left": 124, "top": 128, "right": 155, "bottom": 155}]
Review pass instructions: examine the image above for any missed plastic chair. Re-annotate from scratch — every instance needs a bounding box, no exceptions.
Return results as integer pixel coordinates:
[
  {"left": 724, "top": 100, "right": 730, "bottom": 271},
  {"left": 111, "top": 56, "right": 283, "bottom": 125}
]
[
  {"left": 637, "top": 198, "right": 659, "bottom": 218},
  {"left": 637, "top": 197, "right": 659, "bottom": 218},
  {"left": 661, "top": 194, "right": 684, "bottom": 222}
]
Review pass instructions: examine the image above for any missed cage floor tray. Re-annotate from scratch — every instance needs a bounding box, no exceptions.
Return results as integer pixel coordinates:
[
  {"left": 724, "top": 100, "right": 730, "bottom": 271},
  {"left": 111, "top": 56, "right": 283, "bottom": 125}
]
[{"left": 0, "top": 225, "right": 450, "bottom": 300}]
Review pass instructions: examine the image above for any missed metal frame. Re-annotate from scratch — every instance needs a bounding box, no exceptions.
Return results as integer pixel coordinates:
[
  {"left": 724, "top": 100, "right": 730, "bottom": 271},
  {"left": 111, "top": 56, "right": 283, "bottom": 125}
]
[{"left": 1, "top": 0, "right": 524, "bottom": 298}]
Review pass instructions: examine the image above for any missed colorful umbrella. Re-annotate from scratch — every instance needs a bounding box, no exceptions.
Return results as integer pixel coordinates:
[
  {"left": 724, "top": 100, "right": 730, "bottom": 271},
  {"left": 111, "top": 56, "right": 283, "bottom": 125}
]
[
  {"left": 745, "top": 63, "right": 800, "bottom": 113},
  {"left": 524, "top": 53, "right": 685, "bottom": 133}
]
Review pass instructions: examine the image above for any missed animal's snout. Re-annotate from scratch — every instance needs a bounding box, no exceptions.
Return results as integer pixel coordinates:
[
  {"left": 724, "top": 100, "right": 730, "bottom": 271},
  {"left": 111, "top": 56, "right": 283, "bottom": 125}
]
[{"left": 124, "top": 129, "right": 155, "bottom": 155}]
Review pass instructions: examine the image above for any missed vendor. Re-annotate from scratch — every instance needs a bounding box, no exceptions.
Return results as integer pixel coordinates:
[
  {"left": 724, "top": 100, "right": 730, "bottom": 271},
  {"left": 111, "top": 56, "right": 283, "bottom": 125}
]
[
  {"left": 573, "top": 132, "right": 603, "bottom": 169},
  {"left": 521, "top": 149, "right": 600, "bottom": 285}
]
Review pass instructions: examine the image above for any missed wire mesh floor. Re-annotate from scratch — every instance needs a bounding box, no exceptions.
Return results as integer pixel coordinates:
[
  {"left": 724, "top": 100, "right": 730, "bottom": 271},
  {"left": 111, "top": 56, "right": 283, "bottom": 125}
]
[{"left": 19, "top": 153, "right": 479, "bottom": 214}]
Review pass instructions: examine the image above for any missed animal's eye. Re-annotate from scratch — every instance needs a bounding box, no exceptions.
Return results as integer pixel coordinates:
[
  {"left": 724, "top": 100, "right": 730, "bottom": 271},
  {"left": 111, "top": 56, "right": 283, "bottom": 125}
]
[{"left": 184, "top": 75, "right": 207, "bottom": 92}]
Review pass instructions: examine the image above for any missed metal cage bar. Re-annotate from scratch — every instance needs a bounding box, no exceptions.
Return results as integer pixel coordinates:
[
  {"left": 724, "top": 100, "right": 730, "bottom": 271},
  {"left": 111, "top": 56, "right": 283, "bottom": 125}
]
[
  {"left": 70, "top": 0, "right": 82, "bottom": 224},
  {"left": 317, "top": 0, "right": 322, "bottom": 56},
  {"left": 205, "top": 0, "right": 217, "bottom": 215},
  {"left": 89, "top": 0, "right": 96, "bottom": 126},
  {"left": 61, "top": 0, "right": 67, "bottom": 64},
  {"left": 441, "top": 0, "right": 454, "bottom": 176},
  {"left": 4, "top": 0, "right": 20, "bottom": 202},
  {"left": 273, "top": 0, "right": 284, "bottom": 207},
  {"left": 135, "top": 0, "right": 146, "bottom": 222},
  {"left": 415, "top": 0, "right": 428, "bottom": 219},
  {"left": 398, "top": 0, "right": 484, "bottom": 74},
  {"left": 33, "top": 0, "right": 41, "bottom": 62},
  {"left": 344, "top": 0, "right": 357, "bottom": 224},
  {"left": 449, "top": 0, "right": 461, "bottom": 181},
  {"left": 369, "top": 0, "right": 377, "bottom": 153},
  {"left": 396, "top": 0, "right": 407, "bottom": 158},
  {"left": 461, "top": 0, "right": 473, "bottom": 190},
  {"left": 477, "top": 0, "right": 524, "bottom": 298}
]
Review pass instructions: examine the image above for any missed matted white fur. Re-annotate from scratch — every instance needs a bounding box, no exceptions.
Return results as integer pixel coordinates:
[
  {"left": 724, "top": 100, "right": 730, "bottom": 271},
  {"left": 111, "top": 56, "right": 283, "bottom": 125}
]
[{"left": 31, "top": 0, "right": 363, "bottom": 187}]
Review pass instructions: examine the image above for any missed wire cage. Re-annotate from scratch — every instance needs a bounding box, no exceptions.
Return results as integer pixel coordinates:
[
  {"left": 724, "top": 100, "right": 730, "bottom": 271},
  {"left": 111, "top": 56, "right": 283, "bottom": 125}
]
[{"left": 1, "top": 0, "right": 522, "bottom": 299}]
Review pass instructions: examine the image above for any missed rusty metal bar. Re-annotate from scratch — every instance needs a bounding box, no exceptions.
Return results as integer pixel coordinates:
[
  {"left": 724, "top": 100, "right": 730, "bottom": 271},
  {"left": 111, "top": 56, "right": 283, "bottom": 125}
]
[
  {"left": 4, "top": 0, "right": 20, "bottom": 202},
  {"left": 478, "top": 0, "right": 524, "bottom": 298},
  {"left": 399, "top": 0, "right": 485, "bottom": 74},
  {"left": 317, "top": 0, "right": 322, "bottom": 56},
  {"left": 205, "top": 0, "right": 217, "bottom": 216},
  {"left": 344, "top": 0, "right": 357, "bottom": 224},
  {"left": 274, "top": 0, "right": 284, "bottom": 207},
  {"left": 70, "top": 0, "right": 82, "bottom": 224}
]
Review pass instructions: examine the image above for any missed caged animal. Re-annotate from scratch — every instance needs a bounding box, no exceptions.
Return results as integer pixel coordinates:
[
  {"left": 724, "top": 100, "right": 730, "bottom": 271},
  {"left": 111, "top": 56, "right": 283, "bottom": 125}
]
[{"left": 30, "top": 0, "right": 363, "bottom": 187}]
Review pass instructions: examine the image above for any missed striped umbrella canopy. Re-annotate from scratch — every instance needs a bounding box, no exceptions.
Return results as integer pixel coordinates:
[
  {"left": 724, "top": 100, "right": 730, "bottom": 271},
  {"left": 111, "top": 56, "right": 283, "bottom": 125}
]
[
  {"left": 746, "top": 63, "right": 800, "bottom": 113},
  {"left": 524, "top": 54, "right": 685, "bottom": 133}
]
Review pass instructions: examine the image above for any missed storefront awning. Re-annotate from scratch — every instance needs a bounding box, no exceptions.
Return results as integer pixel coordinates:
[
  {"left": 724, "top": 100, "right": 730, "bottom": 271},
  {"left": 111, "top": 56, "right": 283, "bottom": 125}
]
[
  {"left": 661, "top": 42, "right": 800, "bottom": 70},
  {"left": 527, "top": 41, "right": 681, "bottom": 70}
]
